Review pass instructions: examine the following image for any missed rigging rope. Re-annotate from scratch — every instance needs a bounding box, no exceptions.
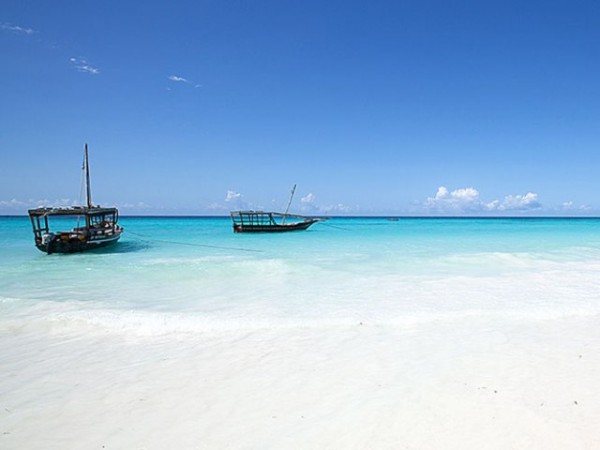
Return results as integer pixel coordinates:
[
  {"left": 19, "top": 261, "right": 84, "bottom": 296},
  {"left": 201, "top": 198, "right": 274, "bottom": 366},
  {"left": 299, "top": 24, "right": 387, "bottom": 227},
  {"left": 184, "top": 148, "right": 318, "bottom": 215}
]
[
  {"left": 77, "top": 151, "right": 86, "bottom": 228},
  {"left": 125, "top": 230, "right": 265, "bottom": 253},
  {"left": 318, "top": 221, "right": 352, "bottom": 231}
]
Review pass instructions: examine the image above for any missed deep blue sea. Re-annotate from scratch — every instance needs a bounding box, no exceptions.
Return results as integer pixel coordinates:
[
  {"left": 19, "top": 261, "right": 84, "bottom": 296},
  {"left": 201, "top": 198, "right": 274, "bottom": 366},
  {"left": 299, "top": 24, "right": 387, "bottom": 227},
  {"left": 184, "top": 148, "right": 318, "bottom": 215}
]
[{"left": 1, "top": 216, "right": 600, "bottom": 334}]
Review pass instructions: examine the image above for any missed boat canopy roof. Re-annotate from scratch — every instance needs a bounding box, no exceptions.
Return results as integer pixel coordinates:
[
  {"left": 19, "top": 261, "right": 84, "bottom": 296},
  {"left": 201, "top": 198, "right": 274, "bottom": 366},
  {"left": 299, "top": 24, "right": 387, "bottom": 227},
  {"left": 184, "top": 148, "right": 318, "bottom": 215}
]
[
  {"left": 28, "top": 206, "right": 118, "bottom": 217},
  {"left": 231, "top": 210, "right": 307, "bottom": 217}
]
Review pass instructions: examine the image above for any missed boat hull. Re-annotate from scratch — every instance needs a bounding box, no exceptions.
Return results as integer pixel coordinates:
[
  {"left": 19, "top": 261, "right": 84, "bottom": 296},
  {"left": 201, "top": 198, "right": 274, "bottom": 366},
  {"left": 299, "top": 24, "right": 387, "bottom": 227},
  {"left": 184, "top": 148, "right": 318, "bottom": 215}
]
[
  {"left": 35, "top": 233, "right": 122, "bottom": 254},
  {"left": 233, "top": 220, "right": 318, "bottom": 233}
]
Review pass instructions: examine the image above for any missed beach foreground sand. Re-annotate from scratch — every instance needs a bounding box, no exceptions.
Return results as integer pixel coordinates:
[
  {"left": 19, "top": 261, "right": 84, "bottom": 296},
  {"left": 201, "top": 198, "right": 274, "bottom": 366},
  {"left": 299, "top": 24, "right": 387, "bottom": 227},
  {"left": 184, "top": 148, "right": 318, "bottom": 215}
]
[{"left": 1, "top": 315, "right": 599, "bottom": 449}]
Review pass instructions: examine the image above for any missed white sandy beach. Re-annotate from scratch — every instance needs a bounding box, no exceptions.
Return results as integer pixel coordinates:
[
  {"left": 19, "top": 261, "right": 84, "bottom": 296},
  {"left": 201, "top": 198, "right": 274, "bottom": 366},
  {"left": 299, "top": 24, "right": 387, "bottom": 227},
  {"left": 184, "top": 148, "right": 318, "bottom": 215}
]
[{"left": 2, "top": 312, "right": 599, "bottom": 450}]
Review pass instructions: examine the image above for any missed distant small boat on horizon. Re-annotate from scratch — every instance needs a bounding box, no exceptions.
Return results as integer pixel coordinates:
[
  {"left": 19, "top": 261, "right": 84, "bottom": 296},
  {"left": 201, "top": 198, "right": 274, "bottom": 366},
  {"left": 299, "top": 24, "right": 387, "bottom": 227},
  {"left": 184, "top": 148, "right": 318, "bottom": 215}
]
[
  {"left": 230, "top": 185, "right": 322, "bottom": 233},
  {"left": 28, "top": 144, "right": 124, "bottom": 254}
]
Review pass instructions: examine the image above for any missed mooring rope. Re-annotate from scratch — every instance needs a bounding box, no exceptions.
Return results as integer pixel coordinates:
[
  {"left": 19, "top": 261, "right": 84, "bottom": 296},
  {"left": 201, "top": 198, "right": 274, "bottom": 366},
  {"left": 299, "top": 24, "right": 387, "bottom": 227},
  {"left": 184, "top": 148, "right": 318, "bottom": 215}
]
[
  {"left": 318, "top": 221, "right": 353, "bottom": 231},
  {"left": 125, "top": 230, "right": 265, "bottom": 253}
]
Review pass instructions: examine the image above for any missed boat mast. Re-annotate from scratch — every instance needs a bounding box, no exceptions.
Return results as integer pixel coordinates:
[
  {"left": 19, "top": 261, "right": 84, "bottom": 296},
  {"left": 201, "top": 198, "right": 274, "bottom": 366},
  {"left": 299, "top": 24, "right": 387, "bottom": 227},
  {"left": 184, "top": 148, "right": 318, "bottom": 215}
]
[
  {"left": 85, "top": 143, "right": 92, "bottom": 208},
  {"left": 282, "top": 184, "right": 296, "bottom": 225}
]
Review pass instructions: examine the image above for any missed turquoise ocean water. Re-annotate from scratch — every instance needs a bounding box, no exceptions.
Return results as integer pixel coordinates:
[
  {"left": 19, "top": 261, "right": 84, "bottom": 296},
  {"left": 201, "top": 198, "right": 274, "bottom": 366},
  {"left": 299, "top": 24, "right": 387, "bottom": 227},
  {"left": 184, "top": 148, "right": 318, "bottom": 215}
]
[{"left": 1, "top": 216, "right": 600, "bottom": 334}]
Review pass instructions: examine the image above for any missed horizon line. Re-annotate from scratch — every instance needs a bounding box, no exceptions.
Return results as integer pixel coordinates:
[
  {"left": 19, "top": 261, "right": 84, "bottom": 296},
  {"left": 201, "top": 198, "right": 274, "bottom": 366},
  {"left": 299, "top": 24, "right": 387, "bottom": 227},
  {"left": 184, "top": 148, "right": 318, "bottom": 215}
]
[{"left": 3, "top": 214, "right": 600, "bottom": 220}]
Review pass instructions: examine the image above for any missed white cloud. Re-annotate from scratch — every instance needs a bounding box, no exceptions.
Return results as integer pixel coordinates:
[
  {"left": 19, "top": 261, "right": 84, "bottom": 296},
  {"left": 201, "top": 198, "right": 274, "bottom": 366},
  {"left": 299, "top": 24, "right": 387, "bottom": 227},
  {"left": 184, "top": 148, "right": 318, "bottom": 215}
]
[
  {"left": 1, "top": 23, "right": 36, "bottom": 35},
  {"left": 168, "top": 75, "right": 203, "bottom": 90},
  {"left": 433, "top": 186, "right": 448, "bottom": 199},
  {"left": 561, "top": 201, "right": 592, "bottom": 212},
  {"left": 562, "top": 201, "right": 574, "bottom": 209},
  {"left": 424, "top": 186, "right": 542, "bottom": 214},
  {"left": 498, "top": 192, "right": 541, "bottom": 211},
  {"left": 207, "top": 202, "right": 228, "bottom": 212},
  {"left": 318, "top": 203, "right": 354, "bottom": 214},
  {"left": 0, "top": 198, "right": 27, "bottom": 208},
  {"left": 295, "top": 191, "right": 357, "bottom": 215},
  {"left": 225, "top": 190, "right": 242, "bottom": 202},
  {"left": 118, "top": 201, "right": 152, "bottom": 209},
  {"left": 425, "top": 186, "right": 484, "bottom": 212},
  {"left": 168, "top": 75, "right": 189, "bottom": 83},
  {"left": 70, "top": 57, "right": 99, "bottom": 74},
  {"left": 301, "top": 193, "right": 315, "bottom": 204},
  {"left": 221, "top": 190, "right": 252, "bottom": 211},
  {"left": 0, "top": 198, "right": 77, "bottom": 213}
]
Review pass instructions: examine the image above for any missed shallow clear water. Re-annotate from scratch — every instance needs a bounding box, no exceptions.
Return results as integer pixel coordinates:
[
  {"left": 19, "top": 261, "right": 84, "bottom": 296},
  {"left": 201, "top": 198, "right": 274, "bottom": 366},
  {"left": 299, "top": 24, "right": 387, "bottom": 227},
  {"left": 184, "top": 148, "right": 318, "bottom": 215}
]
[{"left": 1, "top": 216, "right": 599, "bottom": 334}]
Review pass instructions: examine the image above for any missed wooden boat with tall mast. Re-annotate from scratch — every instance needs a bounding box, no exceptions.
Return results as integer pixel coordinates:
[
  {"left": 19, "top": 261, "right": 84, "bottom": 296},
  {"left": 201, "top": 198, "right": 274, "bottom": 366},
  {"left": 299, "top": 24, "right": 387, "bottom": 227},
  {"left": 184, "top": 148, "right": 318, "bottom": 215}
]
[
  {"left": 230, "top": 185, "right": 322, "bottom": 233},
  {"left": 28, "top": 144, "right": 124, "bottom": 254}
]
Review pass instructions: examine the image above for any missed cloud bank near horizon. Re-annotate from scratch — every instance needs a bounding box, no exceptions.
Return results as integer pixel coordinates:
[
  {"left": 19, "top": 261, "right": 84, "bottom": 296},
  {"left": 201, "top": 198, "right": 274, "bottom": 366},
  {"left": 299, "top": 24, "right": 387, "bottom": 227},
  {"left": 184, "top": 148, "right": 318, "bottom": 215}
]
[
  {"left": 423, "top": 186, "right": 543, "bottom": 214},
  {"left": 0, "top": 187, "right": 595, "bottom": 215}
]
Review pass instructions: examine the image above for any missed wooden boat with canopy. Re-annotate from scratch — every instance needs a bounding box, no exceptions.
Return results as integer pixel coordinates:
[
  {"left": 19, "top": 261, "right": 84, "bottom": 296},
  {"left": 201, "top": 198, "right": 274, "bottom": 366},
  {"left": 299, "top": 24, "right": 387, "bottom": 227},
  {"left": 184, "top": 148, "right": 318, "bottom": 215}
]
[
  {"left": 230, "top": 185, "right": 322, "bottom": 233},
  {"left": 230, "top": 211, "right": 320, "bottom": 233},
  {"left": 28, "top": 144, "right": 124, "bottom": 254}
]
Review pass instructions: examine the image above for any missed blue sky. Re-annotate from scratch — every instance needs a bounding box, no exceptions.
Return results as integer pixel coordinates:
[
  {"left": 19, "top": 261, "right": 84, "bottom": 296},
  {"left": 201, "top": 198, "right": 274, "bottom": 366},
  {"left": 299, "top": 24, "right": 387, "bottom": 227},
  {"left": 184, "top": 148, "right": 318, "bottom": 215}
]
[{"left": 1, "top": 0, "right": 599, "bottom": 215}]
